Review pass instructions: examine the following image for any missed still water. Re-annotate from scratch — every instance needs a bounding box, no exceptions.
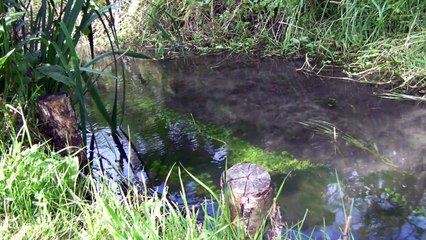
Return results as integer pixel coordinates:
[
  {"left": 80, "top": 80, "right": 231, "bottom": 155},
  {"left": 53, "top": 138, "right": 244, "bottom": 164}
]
[{"left": 89, "top": 54, "right": 425, "bottom": 239}]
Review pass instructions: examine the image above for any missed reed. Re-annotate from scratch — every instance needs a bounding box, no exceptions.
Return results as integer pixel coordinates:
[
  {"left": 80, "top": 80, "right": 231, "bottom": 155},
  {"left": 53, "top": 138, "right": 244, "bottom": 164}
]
[{"left": 1, "top": 0, "right": 150, "bottom": 144}]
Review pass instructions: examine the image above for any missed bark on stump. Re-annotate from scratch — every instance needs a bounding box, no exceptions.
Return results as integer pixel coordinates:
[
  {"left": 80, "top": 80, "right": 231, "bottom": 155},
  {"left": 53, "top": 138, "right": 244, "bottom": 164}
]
[
  {"left": 221, "top": 163, "right": 274, "bottom": 237},
  {"left": 37, "top": 93, "right": 88, "bottom": 175}
]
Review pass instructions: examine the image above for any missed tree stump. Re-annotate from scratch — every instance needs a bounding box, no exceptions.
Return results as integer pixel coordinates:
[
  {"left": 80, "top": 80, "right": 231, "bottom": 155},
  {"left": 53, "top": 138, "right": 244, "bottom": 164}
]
[
  {"left": 37, "top": 93, "right": 88, "bottom": 175},
  {"left": 221, "top": 163, "right": 274, "bottom": 237}
]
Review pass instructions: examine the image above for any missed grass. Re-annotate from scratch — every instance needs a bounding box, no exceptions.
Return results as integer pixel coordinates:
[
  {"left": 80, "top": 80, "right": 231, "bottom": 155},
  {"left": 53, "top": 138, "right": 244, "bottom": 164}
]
[
  {"left": 381, "top": 92, "right": 426, "bottom": 102},
  {"left": 109, "top": 0, "right": 425, "bottom": 93},
  {"left": 300, "top": 119, "right": 398, "bottom": 168}
]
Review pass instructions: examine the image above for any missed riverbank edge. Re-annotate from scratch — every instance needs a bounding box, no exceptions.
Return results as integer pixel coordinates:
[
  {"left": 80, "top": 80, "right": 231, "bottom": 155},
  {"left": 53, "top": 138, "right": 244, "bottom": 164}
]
[{"left": 93, "top": 0, "right": 425, "bottom": 95}]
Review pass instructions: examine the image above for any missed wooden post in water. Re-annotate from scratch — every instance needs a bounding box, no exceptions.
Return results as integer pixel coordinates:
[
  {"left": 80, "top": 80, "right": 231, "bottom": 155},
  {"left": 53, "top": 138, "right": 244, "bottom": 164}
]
[
  {"left": 221, "top": 163, "right": 278, "bottom": 237},
  {"left": 37, "top": 93, "right": 88, "bottom": 175}
]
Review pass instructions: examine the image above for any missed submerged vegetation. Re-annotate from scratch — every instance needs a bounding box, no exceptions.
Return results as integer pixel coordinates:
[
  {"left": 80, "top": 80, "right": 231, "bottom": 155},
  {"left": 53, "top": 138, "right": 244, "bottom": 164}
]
[
  {"left": 114, "top": 0, "right": 425, "bottom": 92},
  {"left": 300, "top": 120, "right": 398, "bottom": 168},
  {"left": 125, "top": 97, "right": 317, "bottom": 174}
]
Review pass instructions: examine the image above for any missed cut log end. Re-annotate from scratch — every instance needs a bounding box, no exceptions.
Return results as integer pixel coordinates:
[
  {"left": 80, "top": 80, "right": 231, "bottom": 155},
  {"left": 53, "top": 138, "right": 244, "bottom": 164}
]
[
  {"left": 222, "top": 163, "right": 275, "bottom": 237},
  {"left": 226, "top": 163, "right": 271, "bottom": 195}
]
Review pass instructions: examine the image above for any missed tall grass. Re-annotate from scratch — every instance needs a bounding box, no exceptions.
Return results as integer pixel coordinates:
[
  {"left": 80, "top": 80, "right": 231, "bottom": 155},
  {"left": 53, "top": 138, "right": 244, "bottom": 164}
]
[{"left": 115, "top": 0, "right": 425, "bottom": 91}]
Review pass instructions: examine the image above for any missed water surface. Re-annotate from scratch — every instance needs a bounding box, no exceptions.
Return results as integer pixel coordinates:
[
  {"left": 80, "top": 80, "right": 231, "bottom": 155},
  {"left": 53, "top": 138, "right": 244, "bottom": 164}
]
[{"left": 91, "top": 54, "right": 425, "bottom": 239}]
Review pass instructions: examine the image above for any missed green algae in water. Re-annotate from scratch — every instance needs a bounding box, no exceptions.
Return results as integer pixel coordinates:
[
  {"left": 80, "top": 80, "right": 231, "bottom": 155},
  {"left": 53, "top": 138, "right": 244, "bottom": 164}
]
[{"left": 129, "top": 97, "right": 317, "bottom": 175}]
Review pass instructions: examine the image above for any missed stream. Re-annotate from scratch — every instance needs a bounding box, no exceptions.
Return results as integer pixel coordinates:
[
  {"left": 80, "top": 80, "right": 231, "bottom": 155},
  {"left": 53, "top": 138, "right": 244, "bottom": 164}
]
[{"left": 88, "top": 54, "right": 425, "bottom": 239}]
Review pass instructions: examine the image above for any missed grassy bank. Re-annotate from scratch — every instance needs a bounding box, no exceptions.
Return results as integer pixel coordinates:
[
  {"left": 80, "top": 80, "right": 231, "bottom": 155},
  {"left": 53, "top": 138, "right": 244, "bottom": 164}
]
[{"left": 110, "top": 0, "right": 425, "bottom": 92}]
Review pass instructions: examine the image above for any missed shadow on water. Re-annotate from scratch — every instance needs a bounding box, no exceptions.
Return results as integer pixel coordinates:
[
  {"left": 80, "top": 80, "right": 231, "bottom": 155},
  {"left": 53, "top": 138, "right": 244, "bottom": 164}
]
[{"left": 89, "top": 54, "right": 425, "bottom": 239}]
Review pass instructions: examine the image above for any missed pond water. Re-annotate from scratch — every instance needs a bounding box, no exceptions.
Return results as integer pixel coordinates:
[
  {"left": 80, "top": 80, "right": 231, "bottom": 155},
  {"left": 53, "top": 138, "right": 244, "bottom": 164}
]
[{"left": 89, "top": 54, "right": 425, "bottom": 239}]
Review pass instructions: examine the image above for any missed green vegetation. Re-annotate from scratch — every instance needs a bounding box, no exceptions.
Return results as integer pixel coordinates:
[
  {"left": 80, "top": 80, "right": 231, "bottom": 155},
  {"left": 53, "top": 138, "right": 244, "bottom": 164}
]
[
  {"left": 2, "top": 0, "right": 420, "bottom": 239},
  {"left": 114, "top": 0, "right": 425, "bottom": 92},
  {"left": 1, "top": 0, "right": 149, "bottom": 143},
  {"left": 383, "top": 187, "right": 408, "bottom": 207},
  {"left": 0, "top": 106, "right": 316, "bottom": 239},
  {"left": 199, "top": 125, "right": 316, "bottom": 174},
  {"left": 300, "top": 119, "right": 398, "bottom": 167}
]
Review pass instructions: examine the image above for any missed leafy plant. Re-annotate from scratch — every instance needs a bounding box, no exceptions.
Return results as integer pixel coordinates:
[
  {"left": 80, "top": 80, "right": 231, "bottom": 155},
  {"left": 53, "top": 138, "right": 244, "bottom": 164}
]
[{"left": 1, "top": 0, "right": 150, "bottom": 144}]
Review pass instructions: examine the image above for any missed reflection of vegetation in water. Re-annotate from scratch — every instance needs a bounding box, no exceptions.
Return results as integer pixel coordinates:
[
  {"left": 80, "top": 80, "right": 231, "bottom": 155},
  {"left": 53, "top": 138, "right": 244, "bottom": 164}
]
[
  {"left": 300, "top": 120, "right": 397, "bottom": 167},
  {"left": 128, "top": 97, "right": 316, "bottom": 174},
  {"left": 354, "top": 171, "right": 418, "bottom": 208}
]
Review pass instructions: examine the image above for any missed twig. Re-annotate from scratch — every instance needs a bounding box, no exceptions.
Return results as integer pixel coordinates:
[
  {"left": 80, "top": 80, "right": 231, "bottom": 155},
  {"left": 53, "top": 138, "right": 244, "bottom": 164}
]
[{"left": 343, "top": 216, "right": 352, "bottom": 240}]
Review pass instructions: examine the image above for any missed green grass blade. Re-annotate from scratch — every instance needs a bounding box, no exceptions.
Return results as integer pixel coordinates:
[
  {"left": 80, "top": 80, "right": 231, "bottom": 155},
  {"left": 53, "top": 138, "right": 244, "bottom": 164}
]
[
  {"left": 0, "top": 49, "right": 15, "bottom": 68},
  {"left": 79, "top": 67, "right": 120, "bottom": 80},
  {"left": 37, "top": 64, "right": 75, "bottom": 87},
  {"left": 181, "top": 164, "right": 221, "bottom": 203},
  {"left": 163, "top": 10, "right": 184, "bottom": 47},
  {"left": 58, "top": 0, "right": 84, "bottom": 53},
  {"left": 58, "top": 22, "right": 87, "bottom": 143},
  {"left": 83, "top": 50, "right": 151, "bottom": 68},
  {"left": 148, "top": 13, "right": 176, "bottom": 48}
]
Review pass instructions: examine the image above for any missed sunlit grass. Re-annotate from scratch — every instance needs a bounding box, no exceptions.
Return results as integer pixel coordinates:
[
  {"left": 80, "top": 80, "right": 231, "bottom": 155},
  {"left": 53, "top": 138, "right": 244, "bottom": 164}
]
[
  {"left": 0, "top": 137, "right": 261, "bottom": 239},
  {"left": 114, "top": 0, "right": 425, "bottom": 92}
]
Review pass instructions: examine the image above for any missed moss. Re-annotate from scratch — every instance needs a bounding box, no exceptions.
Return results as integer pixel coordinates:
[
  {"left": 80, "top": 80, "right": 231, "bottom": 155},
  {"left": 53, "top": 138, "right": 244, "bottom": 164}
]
[{"left": 198, "top": 124, "right": 316, "bottom": 174}]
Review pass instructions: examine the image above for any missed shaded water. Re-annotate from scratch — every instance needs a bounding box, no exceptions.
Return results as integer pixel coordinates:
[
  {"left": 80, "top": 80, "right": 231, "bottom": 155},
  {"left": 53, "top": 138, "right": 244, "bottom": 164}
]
[{"left": 90, "top": 55, "right": 425, "bottom": 239}]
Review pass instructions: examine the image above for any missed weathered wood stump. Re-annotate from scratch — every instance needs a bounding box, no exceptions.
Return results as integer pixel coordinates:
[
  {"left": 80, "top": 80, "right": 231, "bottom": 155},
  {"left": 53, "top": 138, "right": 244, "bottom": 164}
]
[
  {"left": 37, "top": 93, "right": 88, "bottom": 175},
  {"left": 221, "top": 163, "right": 275, "bottom": 237}
]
